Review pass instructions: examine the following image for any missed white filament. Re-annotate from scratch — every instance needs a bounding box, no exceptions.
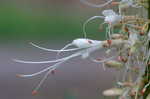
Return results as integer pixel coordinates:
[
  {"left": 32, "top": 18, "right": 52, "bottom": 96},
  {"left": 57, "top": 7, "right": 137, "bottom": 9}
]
[
  {"left": 83, "top": 16, "right": 104, "bottom": 38},
  {"left": 56, "top": 43, "right": 74, "bottom": 58},
  {"left": 17, "top": 43, "right": 103, "bottom": 78},
  {"left": 18, "top": 51, "right": 82, "bottom": 77},
  {"left": 80, "top": 0, "right": 113, "bottom": 8},
  {"left": 13, "top": 51, "right": 82, "bottom": 64},
  {"left": 16, "top": 38, "right": 104, "bottom": 93},
  {"left": 30, "top": 42, "right": 82, "bottom": 52}
]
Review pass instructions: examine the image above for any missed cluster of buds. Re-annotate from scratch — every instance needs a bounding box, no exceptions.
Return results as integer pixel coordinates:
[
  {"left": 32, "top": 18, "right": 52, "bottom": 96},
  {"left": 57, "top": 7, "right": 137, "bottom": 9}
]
[{"left": 14, "top": 0, "right": 150, "bottom": 98}]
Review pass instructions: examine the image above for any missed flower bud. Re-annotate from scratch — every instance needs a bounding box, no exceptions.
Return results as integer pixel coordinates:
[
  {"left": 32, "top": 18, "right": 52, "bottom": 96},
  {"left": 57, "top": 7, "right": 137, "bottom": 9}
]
[
  {"left": 107, "top": 40, "right": 112, "bottom": 45},
  {"left": 129, "top": 41, "right": 141, "bottom": 55},
  {"left": 103, "top": 88, "right": 123, "bottom": 96},
  {"left": 131, "top": 67, "right": 139, "bottom": 74},
  {"left": 117, "top": 56, "right": 128, "bottom": 63},
  {"left": 148, "top": 30, "right": 150, "bottom": 39},
  {"left": 141, "top": 23, "right": 148, "bottom": 33},
  {"left": 139, "top": 32, "right": 144, "bottom": 36},
  {"left": 104, "top": 60, "right": 123, "bottom": 69},
  {"left": 129, "top": 46, "right": 137, "bottom": 55},
  {"left": 141, "top": 88, "right": 146, "bottom": 95},
  {"left": 111, "top": 34, "right": 124, "bottom": 39},
  {"left": 117, "top": 82, "right": 134, "bottom": 87}
]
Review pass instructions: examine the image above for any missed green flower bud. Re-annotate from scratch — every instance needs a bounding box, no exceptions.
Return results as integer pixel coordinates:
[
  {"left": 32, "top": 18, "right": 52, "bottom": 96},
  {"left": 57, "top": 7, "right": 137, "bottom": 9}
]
[
  {"left": 103, "top": 88, "right": 123, "bottom": 96},
  {"left": 105, "top": 60, "right": 123, "bottom": 69}
]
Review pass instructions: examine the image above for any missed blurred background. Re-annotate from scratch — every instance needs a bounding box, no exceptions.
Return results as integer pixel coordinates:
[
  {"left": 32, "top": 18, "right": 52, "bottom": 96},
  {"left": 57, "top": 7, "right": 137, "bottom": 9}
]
[{"left": 0, "top": 0, "right": 120, "bottom": 99}]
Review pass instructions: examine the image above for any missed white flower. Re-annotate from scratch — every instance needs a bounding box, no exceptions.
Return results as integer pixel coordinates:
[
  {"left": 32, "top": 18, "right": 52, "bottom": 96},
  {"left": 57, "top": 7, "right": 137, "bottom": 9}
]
[
  {"left": 83, "top": 9, "right": 122, "bottom": 38},
  {"left": 14, "top": 38, "right": 103, "bottom": 93},
  {"left": 102, "top": 9, "right": 122, "bottom": 25},
  {"left": 14, "top": 38, "right": 103, "bottom": 64}
]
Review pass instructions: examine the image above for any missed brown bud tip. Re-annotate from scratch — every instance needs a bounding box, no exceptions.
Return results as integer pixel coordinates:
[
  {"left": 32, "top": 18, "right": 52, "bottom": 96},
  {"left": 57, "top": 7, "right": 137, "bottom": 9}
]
[
  {"left": 87, "top": 40, "right": 93, "bottom": 44},
  {"left": 111, "top": 2, "right": 119, "bottom": 5},
  {"left": 124, "top": 27, "right": 129, "bottom": 32},
  {"left": 16, "top": 74, "right": 23, "bottom": 77},
  {"left": 96, "top": 58, "right": 102, "bottom": 61},
  {"left": 117, "top": 56, "right": 127, "bottom": 63},
  {"left": 107, "top": 40, "right": 112, "bottom": 45},
  {"left": 51, "top": 70, "right": 56, "bottom": 75},
  {"left": 32, "top": 90, "right": 38, "bottom": 96},
  {"left": 117, "top": 56, "right": 122, "bottom": 61},
  {"left": 141, "top": 88, "right": 146, "bottom": 95},
  {"left": 103, "top": 44, "right": 109, "bottom": 48},
  {"left": 139, "top": 32, "right": 144, "bottom": 36},
  {"left": 122, "top": 57, "right": 128, "bottom": 63},
  {"left": 130, "top": 90, "right": 136, "bottom": 96},
  {"left": 123, "top": 82, "right": 134, "bottom": 87}
]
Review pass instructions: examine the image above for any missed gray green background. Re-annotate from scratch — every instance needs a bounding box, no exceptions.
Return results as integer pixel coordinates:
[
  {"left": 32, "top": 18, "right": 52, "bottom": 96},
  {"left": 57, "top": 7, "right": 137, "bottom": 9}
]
[{"left": 0, "top": 0, "right": 119, "bottom": 99}]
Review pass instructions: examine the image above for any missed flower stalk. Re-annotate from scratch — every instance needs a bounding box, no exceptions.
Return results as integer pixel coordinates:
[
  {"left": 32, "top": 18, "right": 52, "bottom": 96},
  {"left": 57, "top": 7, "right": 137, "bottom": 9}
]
[{"left": 142, "top": 0, "right": 150, "bottom": 98}]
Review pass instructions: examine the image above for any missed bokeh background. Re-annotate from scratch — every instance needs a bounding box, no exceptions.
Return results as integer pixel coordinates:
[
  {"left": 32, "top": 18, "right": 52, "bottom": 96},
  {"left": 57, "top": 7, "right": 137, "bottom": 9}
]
[{"left": 0, "top": 0, "right": 120, "bottom": 99}]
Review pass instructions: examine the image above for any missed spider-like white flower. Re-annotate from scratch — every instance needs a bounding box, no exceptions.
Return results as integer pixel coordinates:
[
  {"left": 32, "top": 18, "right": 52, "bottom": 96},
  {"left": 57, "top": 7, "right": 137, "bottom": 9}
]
[
  {"left": 14, "top": 38, "right": 104, "bottom": 94},
  {"left": 102, "top": 9, "right": 122, "bottom": 25},
  {"left": 83, "top": 9, "right": 122, "bottom": 38}
]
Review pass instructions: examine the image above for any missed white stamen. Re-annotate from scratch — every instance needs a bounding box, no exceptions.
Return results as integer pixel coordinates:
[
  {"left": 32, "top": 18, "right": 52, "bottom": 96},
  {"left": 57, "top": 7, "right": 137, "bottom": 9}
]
[
  {"left": 15, "top": 38, "right": 104, "bottom": 94},
  {"left": 56, "top": 43, "right": 74, "bottom": 58},
  {"left": 18, "top": 51, "right": 83, "bottom": 77},
  {"left": 30, "top": 42, "right": 82, "bottom": 52},
  {"left": 13, "top": 51, "right": 82, "bottom": 64},
  {"left": 83, "top": 16, "right": 104, "bottom": 38},
  {"left": 14, "top": 39, "right": 102, "bottom": 64}
]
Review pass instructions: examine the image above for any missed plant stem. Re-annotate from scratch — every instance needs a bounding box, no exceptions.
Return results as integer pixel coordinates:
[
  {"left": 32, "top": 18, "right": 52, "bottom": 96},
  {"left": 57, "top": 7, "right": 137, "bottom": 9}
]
[{"left": 143, "top": 1, "right": 150, "bottom": 98}]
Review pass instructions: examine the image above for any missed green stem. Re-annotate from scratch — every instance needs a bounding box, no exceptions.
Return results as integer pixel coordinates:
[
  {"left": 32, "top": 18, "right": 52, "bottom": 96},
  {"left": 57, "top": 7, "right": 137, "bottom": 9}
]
[{"left": 143, "top": 0, "right": 150, "bottom": 98}]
